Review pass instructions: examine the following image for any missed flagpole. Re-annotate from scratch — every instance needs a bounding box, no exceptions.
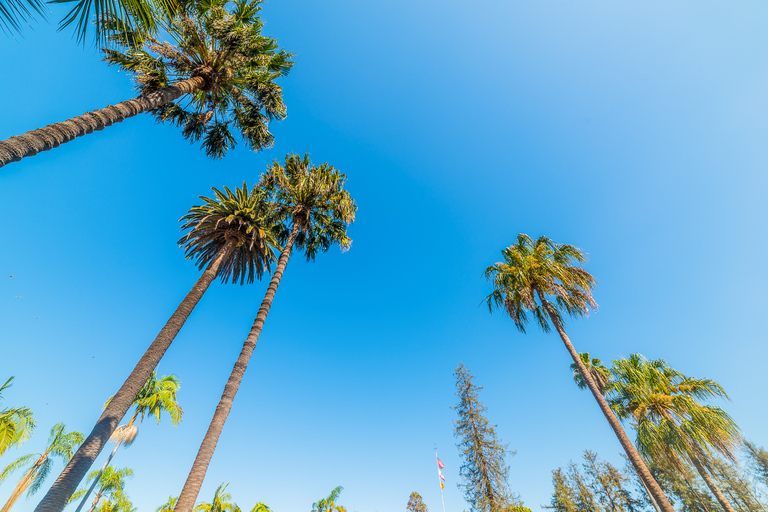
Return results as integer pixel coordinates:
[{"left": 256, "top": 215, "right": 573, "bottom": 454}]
[{"left": 435, "top": 451, "right": 446, "bottom": 512}]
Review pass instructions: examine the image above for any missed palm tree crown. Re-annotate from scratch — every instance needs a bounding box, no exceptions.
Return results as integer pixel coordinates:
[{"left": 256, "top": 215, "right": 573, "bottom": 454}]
[
  {"left": 180, "top": 182, "right": 280, "bottom": 284},
  {"left": 103, "top": 0, "right": 293, "bottom": 158},
  {"left": 193, "top": 484, "right": 239, "bottom": 512},
  {"left": 312, "top": 487, "right": 346, "bottom": 512},
  {"left": 484, "top": 234, "right": 597, "bottom": 333},
  {"left": 609, "top": 354, "right": 741, "bottom": 466},
  {"left": 570, "top": 353, "right": 612, "bottom": 395},
  {"left": 0, "top": 377, "right": 35, "bottom": 458},
  {"left": 260, "top": 153, "right": 357, "bottom": 259}
]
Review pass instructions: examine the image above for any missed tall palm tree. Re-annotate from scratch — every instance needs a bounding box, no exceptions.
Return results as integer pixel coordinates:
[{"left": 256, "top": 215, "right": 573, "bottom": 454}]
[
  {"left": 570, "top": 353, "right": 611, "bottom": 395},
  {"left": 609, "top": 354, "right": 742, "bottom": 512},
  {"left": 35, "top": 184, "right": 278, "bottom": 512},
  {"left": 70, "top": 466, "right": 133, "bottom": 512},
  {"left": 0, "top": 377, "right": 35, "bottom": 458},
  {"left": 193, "top": 484, "right": 239, "bottom": 512},
  {"left": 312, "top": 487, "right": 346, "bottom": 512},
  {"left": 74, "top": 373, "right": 182, "bottom": 512},
  {"left": 0, "top": 423, "right": 83, "bottom": 512},
  {"left": 173, "top": 153, "right": 357, "bottom": 512},
  {"left": 483, "top": 234, "right": 675, "bottom": 512},
  {"left": 0, "top": 0, "right": 292, "bottom": 168}
]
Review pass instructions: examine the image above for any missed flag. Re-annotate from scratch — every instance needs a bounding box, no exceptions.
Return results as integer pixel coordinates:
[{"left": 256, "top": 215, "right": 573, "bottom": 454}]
[
  {"left": 437, "top": 457, "right": 445, "bottom": 469},
  {"left": 440, "top": 481, "right": 445, "bottom": 490},
  {"left": 439, "top": 469, "right": 446, "bottom": 482}
]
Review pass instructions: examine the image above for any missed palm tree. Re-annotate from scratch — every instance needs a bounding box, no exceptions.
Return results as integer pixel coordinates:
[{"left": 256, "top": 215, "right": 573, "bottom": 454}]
[
  {"left": 0, "top": 377, "right": 35, "bottom": 458},
  {"left": 91, "top": 493, "right": 135, "bottom": 512},
  {"left": 249, "top": 503, "right": 270, "bottom": 512},
  {"left": 570, "top": 353, "right": 612, "bottom": 395},
  {"left": 156, "top": 496, "right": 178, "bottom": 512},
  {"left": 70, "top": 466, "right": 133, "bottom": 512},
  {"left": 312, "top": 487, "right": 346, "bottom": 512},
  {"left": 483, "top": 234, "right": 675, "bottom": 512},
  {"left": 193, "top": 484, "right": 239, "bottom": 512},
  {"left": 73, "top": 373, "right": 182, "bottom": 512},
  {"left": 609, "top": 354, "right": 742, "bottom": 512},
  {"left": 0, "top": 423, "right": 83, "bottom": 512},
  {"left": 173, "top": 153, "right": 357, "bottom": 512},
  {"left": 35, "top": 184, "right": 278, "bottom": 512},
  {"left": 0, "top": 0, "right": 292, "bottom": 168}
]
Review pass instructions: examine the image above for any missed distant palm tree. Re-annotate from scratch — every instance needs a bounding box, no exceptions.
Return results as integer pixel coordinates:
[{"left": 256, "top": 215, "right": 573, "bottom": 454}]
[
  {"left": 610, "top": 354, "right": 741, "bottom": 512},
  {"left": 483, "top": 234, "right": 674, "bottom": 512},
  {"left": 249, "top": 503, "right": 270, "bottom": 512},
  {"left": 173, "top": 154, "right": 357, "bottom": 512},
  {"left": 0, "top": 0, "right": 292, "bottom": 168},
  {"left": 312, "top": 487, "right": 346, "bottom": 512},
  {"left": 193, "top": 484, "right": 239, "bottom": 512},
  {"left": 570, "top": 353, "right": 612, "bottom": 395},
  {"left": 0, "top": 377, "right": 35, "bottom": 458},
  {"left": 70, "top": 466, "right": 133, "bottom": 512},
  {"left": 0, "top": 423, "right": 83, "bottom": 512},
  {"left": 73, "top": 373, "right": 182, "bottom": 512},
  {"left": 35, "top": 184, "right": 278, "bottom": 512},
  {"left": 91, "top": 493, "right": 135, "bottom": 512},
  {"left": 156, "top": 496, "right": 178, "bottom": 512}
]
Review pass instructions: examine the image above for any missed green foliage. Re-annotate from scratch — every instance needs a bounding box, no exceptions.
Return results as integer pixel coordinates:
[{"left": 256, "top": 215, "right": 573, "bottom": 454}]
[
  {"left": 0, "top": 377, "right": 35, "bottom": 458},
  {"left": 93, "top": 491, "right": 136, "bottom": 512},
  {"left": 194, "top": 483, "right": 240, "bottom": 512},
  {"left": 260, "top": 153, "right": 357, "bottom": 261},
  {"left": 406, "top": 492, "right": 427, "bottom": 512},
  {"left": 546, "top": 451, "right": 643, "bottom": 512},
  {"left": 156, "top": 496, "right": 178, "bottom": 512},
  {"left": 484, "top": 234, "right": 596, "bottom": 333},
  {"left": 312, "top": 486, "right": 346, "bottom": 512},
  {"left": 103, "top": 0, "right": 293, "bottom": 158},
  {"left": 570, "top": 354, "right": 612, "bottom": 395},
  {"left": 453, "top": 363, "right": 515, "bottom": 512},
  {"left": 84, "top": 466, "right": 134, "bottom": 507},
  {"left": 0, "top": 0, "right": 45, "bottom": 35},
  {"left": 180, "top": 182, "right": 280, "bottom": 284},
  {"left": 745, "top": 441, "right": 768, "bottom": 487}
]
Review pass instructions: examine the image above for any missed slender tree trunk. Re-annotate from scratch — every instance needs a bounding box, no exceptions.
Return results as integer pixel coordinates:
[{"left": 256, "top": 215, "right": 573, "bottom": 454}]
[
  {"left": 534, "top": 289, "right": 677, "bottom": 512},
  {"left": 639, "top": 478, "right": 661, "bottom": 512},
  {"left": 173, "top": 223, "right": 301, "bottom": 512},
  {"left": 34, "top": 240, "right": 235, "bottom": 512},
  {"left": 688, "top": 452, "right": 737, "bottom": 512},
  {"left": 2, "top": 456, "right": 43, "bottom": 512},
  {"left": 87, "top": 490, "right": 102, "bottom": 512},
  {"left": 0, "top": 76, "right": 205, "bottom": 168}
]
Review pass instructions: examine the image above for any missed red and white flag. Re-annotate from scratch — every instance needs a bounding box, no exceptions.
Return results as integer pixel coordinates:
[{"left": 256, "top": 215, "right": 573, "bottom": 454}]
[
  {"left": 437, "top": 457, "right": 445, "bottom": 470},
  {"left": 439, "top": 469, "right": 446, "bottom": 482}
]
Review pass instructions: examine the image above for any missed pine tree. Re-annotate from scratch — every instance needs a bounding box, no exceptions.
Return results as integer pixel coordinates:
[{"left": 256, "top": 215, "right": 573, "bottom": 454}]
[
  {"left": 406, "top": 492, "right": 428, "bottom": 512},
  {"left": 547, "top": 468, "right": 578, "bottom": 512},
  {"left": 453, "top": 363, "right": 514, "bottom": 512},
  {"left": 746, "top": 441, "right": 768, "bottom": 487}
]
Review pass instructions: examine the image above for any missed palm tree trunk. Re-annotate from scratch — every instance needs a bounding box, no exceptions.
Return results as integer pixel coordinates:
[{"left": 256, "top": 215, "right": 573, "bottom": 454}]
[
  {"left": 639, "top": 478, "right": 661, "bottom": 512},
  {"left": 173, "top": 222, "right": 301, "bottom": 512},
  {"left": 534, "top": 290, "right": 677, "bottom": 512},
  {"left": 2, "top": 456, "right": 43, "bottom": 512},
  {"left": 0, "top": 76, "right": 205, "bottom": 168},
  {"left": 34, "top": 239, "right": 235, "bottom": 512},
  {"left": 688, "top": 452, "right": 737, "bottom": 512}
]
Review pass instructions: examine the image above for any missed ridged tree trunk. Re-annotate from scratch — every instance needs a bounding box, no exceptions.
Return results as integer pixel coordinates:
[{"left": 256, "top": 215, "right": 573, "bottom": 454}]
[
  {"left": 688, "top": 450, "right": 736, "bottom": 512},
  {"left": 34, "top": 239, "right": 235, "bottom": 512},
  {"left": 535, "top": 289, "right": 677, "bottom": 512},
  {"left": 173, "top": 222, "right": 301, "bottom": 512},
  {"left": 0, "top": 76, "right": 205, "bottom": 168},
  {"left": 1, "top": 455, "right": 44, "bottom": 512}
]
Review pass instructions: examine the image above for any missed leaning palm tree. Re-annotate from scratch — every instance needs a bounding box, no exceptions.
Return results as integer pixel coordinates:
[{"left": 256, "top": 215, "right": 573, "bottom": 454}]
[
  {"left": 0, "top": 0, "right": 292, "bottom": 168},
  {"left": 0, "top": 377, "right": 35, "bottom": 458},
  {"left": 193, "top": 484, "right": 239, "bottom": 512},
  {"left": 70, "top": 466, "right": 133, "bottom": 512},
  {"left": 483, "top": 234, "right": 675, "bottom": 512},
  {"left": 173, "top": 153, "right": 357, "bottom": 512},
  {"left": 73, "top": 373, "right": 182, "bottom": 512},
  {"left": 0, "top": 423, "right": 83, "bottom": 512},
  {"left": 312, "top": 486, "right": 346, "bottom": 512},
  {"left": 35, "top": 184, "right": 278, "bottom": 512},
  {"left": 609, "top": 354, "right": 742, "bottom": 512},
  {"left": 570, "top": 353, "right": 612, "bottom": 395}
]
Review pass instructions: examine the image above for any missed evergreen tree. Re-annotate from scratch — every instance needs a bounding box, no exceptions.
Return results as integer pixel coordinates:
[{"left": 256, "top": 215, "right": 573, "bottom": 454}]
[
  {"left": 707, "top": 456, "right": 767, "bottom": 512},
  {"left": 547, "top": 468, "right": 578, "bottom": 512},
  {"left": 406, "top": 492, "right": 427, "bottom": 512},
  {"left": 745, "top": 441, "right": 768, "bottom": 487},
  {"left": 453, "top": 363, "right": 514, "bottom": 512}
]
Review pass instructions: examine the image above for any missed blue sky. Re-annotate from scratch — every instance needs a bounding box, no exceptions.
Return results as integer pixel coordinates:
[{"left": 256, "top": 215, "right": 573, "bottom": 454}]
[{"left": 2, "top": 0, "right": 768, "bottom": 511}]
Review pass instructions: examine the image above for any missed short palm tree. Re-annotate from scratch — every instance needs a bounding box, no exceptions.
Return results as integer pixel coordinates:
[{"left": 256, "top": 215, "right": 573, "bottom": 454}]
[
  {"left": 312, "top": 487, "right": 346, "bottom": 512},
  {"left": 193, "top": 484, "right": 239, "bottom": 512},
  {"left": 91, "top": 493, "right": 135, "bottom": 512},
  {"left": 0, "top": 377, "right": 35, "bottom": 458},
  {"left": 0, "top": 0, "right": 292, "bottom": 168},
  {"left": 73, "top": 373, "right": 182, "bottom": 512},
  {"left": 249, "top": 503, "right": 270, "bottom": 512},
  {"left": 173, "top": 153, "right": 357, "bottom": 512},
  {"left": 156, "top": 496, "right": 178, "bottom": 512},
  {"left": 0, "top": 423, "right": 83, "bottom": 512},
  {"left": 35, "top": 184, "right": 278, "bottom": 512},
  {"left": 483, "top": 234, "right": 674, "bottom": 512},
  {"left": 70, "top": 466, "right": 133, "bottom": 512},
  {"left": 609, "top": 354, "right": 742, "bottom": 512}
]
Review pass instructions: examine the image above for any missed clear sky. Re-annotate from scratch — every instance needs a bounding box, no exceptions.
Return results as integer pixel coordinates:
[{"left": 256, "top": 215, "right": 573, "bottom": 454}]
[{"left": 2, "top": 0, "right": 768, "bottom": 511}]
